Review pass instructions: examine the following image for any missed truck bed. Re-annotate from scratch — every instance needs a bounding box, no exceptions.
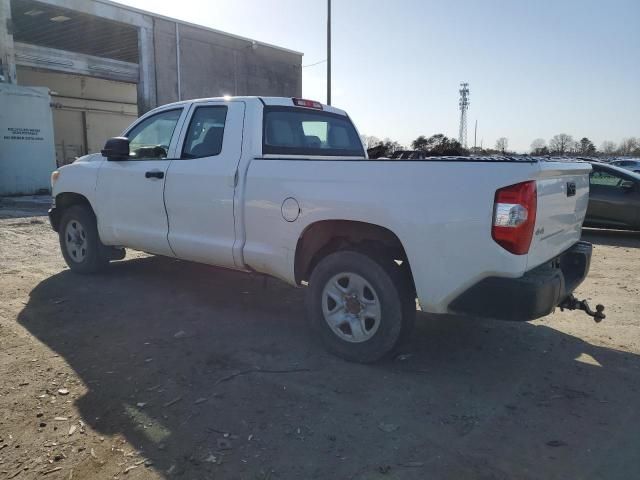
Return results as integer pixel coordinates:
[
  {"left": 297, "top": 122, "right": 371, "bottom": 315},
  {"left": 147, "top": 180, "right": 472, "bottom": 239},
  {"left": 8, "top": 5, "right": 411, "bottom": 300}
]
[{"left": 243, "top": 156, "right": 591, "bottom": 313}]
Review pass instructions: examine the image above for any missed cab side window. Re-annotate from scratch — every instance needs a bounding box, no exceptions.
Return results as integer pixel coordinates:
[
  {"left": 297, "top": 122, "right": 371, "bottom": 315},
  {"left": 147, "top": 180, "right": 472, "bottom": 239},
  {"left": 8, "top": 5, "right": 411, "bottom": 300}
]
[
  {"left": 181, "top": 106, "right": 228, "bottom": 159},
  {"left": 126, "top": 109, "right": 182, "bottom": 160}
]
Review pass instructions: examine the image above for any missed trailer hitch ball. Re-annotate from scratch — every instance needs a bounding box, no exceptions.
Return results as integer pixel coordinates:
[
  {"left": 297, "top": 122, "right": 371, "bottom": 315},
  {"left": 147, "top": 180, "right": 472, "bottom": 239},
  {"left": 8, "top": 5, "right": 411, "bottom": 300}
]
[
  {"left": 592, "top": 304, "right": 605, "bottom": 323},
  {"left": 559, "top": 295, "right": 606, "bottom": 322}
]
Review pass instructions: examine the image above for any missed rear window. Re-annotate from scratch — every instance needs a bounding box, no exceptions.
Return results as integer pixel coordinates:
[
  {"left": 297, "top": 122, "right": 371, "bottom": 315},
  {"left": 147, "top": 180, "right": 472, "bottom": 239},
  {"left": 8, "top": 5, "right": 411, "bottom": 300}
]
[{"left": 263, "top": 107, "right": 364, "bottom": 157}]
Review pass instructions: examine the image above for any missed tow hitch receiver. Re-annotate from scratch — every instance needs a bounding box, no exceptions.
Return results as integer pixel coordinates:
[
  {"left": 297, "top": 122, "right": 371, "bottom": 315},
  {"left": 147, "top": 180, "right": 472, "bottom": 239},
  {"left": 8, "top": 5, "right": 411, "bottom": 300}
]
[{"left": 559, "top": 295, "right": 606, "bottom": 322}]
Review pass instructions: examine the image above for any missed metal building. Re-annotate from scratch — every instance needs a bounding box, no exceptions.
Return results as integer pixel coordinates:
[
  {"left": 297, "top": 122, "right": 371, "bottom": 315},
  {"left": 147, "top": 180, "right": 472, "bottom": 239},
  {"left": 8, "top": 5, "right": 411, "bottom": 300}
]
[{"left": 0, "top": 0, "right": 302, "bottom": 171}]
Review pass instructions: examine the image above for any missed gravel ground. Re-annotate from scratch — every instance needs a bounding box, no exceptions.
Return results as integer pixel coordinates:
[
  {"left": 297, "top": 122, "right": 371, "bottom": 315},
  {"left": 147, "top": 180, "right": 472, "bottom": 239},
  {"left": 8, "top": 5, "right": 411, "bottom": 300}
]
[{"left": 1, "top": 196, "right": 639, "bottom": 480}]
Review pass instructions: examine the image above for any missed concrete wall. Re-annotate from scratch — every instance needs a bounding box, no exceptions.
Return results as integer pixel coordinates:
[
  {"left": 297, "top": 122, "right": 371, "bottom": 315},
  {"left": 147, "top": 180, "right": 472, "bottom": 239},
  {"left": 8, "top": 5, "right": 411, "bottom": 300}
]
[
  {"left": 4, "top": 0, "right": 303, "bottom": 110},
  {"left": 17, "top": 67, "right": 138, "bottom": 165},
  {"left": 0, "top": 0, "right": 17, "bottom": 83},
  {"left": 154, "top": 18, "right": 302, "bottom": 106},
  {"left": 153, "top": 18, "right": 179, "bottom": 105}
]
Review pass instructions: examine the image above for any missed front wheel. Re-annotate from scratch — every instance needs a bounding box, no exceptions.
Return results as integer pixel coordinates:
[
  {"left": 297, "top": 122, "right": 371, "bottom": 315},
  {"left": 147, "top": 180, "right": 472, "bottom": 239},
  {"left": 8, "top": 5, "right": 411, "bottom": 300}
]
[
  {"left": 58, "top": 205, "right": 110, "bottom": 273},
  {"left": 306, "top": 250, "right": 415, "bottom": 363}
]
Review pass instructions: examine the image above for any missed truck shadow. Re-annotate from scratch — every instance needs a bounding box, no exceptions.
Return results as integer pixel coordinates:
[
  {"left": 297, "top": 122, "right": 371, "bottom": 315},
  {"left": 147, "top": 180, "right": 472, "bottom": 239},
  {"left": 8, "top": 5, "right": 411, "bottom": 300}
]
[
  {"left": 18, "top": 256, "right": 640, "bottom": 479},
  {"left": 582, "top": 228, "right": 640, "bottom": 248}
]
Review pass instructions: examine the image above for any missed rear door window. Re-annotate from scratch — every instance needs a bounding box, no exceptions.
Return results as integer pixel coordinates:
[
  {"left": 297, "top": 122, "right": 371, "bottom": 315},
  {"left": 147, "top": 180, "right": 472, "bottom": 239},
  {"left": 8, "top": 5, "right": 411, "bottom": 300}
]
[
  {"left": 263, "top": 107, "right": 364, "bottom": 157},
  {"left": 181, "top": 106, "right": 228, "bottom": 159}
]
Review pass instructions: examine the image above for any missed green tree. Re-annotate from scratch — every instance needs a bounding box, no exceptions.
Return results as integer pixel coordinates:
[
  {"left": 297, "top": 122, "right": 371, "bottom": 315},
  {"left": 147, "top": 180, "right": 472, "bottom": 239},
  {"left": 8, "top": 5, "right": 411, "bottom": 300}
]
[
  {"left": 579, "top": 137, "right": 596, "bottom": 155},
  {"left": 411, "top": 135, "right": 430, "bottom": 151},
  {"left": 411, "top": 134, "right": 468, "bottom": 156}
]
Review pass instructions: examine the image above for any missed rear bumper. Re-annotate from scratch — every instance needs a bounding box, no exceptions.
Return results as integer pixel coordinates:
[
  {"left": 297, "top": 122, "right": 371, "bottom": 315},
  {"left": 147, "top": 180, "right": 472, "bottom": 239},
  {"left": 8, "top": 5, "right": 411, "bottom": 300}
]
[{"left": 449, "top": 241, "right": 592, "bottom": 321}]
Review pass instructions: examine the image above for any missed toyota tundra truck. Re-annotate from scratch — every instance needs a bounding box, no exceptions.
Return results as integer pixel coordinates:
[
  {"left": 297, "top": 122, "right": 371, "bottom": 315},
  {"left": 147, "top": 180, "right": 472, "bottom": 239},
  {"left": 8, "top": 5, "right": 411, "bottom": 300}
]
[{"left": 48, "top": 96, "right": 603, "bottom": 363}]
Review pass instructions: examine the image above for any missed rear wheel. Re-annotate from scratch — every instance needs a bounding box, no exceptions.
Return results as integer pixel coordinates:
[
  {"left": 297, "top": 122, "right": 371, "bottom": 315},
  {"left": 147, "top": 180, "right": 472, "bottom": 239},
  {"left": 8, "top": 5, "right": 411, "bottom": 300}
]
[
  {"left": 306, "top": 250, "right": 415, "bottom": 363},
  {"left": 58, "top": 205, "right": 109, "bottom": 273}
]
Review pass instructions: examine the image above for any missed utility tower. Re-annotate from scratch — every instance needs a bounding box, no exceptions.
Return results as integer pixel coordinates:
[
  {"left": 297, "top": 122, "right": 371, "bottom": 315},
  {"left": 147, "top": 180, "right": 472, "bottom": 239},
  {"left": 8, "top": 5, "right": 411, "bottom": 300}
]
[{"left": 458, "top": 82, "right": 470, "bottom": 149}]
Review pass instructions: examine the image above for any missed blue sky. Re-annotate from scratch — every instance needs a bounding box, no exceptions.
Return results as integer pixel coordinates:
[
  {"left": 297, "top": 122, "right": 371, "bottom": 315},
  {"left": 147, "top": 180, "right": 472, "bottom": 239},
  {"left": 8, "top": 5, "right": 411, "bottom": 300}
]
[{"left": 117, "top": 0, "right": 639, "bottom": 152}]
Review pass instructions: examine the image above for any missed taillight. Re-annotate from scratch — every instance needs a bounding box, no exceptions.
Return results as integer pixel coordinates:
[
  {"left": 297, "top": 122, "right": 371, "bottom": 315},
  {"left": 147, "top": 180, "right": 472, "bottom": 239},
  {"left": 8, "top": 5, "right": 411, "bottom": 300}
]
[
  {"left": 292, "top": 98, "right": 323, "bottom": 109},
  {"left": 492, "top": 180, "right": 537, "bottom": 255}
]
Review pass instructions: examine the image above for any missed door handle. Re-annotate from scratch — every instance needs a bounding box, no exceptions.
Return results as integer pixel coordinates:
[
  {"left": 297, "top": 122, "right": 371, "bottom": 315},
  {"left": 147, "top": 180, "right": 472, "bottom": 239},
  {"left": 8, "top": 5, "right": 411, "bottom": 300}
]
[{"left": 145, "top": 170, "right": 164, "bottom": 179}]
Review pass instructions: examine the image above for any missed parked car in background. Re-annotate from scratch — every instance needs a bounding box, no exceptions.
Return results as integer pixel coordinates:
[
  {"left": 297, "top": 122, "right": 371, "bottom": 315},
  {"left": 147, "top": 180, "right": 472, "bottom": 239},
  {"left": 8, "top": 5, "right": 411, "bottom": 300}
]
[
  {"left": 585, "top": 162, "right": 640, "bottom": 231},
  {"left": 610, "top": 159, "right": 640, "bottom": 174}
]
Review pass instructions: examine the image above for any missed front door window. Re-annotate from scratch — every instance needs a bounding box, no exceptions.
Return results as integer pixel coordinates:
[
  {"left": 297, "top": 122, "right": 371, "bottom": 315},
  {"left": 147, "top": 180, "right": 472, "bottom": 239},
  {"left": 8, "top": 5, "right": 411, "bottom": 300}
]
[{"left": 126, "top": 109, "right": 182, "bottom": 160}]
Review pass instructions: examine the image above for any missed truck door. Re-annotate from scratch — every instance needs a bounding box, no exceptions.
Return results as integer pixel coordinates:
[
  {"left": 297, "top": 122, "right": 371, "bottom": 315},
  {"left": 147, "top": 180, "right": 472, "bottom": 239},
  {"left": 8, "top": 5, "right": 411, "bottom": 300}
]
[
  {"left": 163, "top": 101, "right": 245, "bottom": 268},
  {"left": 95, "top": 107, "right": 185, "bottom": 255}
]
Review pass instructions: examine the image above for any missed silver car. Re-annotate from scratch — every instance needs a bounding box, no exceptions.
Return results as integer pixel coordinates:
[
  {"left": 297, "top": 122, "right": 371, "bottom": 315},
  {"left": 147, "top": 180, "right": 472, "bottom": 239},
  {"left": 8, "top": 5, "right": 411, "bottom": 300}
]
[{"left": 611, "top": 159, "right": 640, "bottom": 174}]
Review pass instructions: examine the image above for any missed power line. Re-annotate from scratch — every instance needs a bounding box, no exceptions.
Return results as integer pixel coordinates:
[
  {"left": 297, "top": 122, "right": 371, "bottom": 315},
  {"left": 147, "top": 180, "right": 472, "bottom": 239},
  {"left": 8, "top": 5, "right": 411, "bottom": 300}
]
[{"left": 302, "top": 59, "right": 327, "bottom": 68}]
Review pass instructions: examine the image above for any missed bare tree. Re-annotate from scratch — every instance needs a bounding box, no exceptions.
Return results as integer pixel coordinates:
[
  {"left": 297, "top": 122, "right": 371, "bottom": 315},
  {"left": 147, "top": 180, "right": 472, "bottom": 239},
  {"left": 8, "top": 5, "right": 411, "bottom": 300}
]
[
  {"left": 569, "top": 140, "right": 581, "bottom": 154},
  {"left": 601, "top": 141, "right": 616, "bottom": 155},
  {"left": 619, "top": 137, "right": 639, "bottom": 156},
  {"left": 530, "top": 138, "right": 547, "bottom": 155},
  {"left": 360, "top": 135, "right": 381, "bottom": 149},
  {"left": 549, "top": 133, "right": 573, "bottom": 155},
  {"left": 381, "top": 138, "right": 403, "bottom": 155},
  {"left": 495, "top": 137, "right": 508, "bottom": 154}
]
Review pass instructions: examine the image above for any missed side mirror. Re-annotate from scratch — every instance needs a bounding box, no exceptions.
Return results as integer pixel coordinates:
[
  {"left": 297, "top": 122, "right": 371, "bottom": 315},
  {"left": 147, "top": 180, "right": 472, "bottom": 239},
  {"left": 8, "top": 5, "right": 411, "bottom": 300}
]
[
  {"left": 101, "top": 137, "right": 130, "bottom": 161},
  {"left": 620, "top": 180, "right": 635, "bottom": 191}
]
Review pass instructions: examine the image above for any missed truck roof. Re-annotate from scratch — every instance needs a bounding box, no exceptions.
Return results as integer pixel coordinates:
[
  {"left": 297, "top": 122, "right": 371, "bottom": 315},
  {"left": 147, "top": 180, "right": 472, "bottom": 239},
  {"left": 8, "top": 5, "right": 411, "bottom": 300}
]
[{"left": 153, "top": 96, "right": 348, "bottom": 116}]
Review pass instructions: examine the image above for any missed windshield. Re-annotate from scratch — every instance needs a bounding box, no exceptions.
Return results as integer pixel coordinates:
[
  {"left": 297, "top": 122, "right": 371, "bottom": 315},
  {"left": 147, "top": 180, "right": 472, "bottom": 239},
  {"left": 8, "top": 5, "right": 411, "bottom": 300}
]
[{"left": 263, "top": 107, "right": 365, "bottom": 157}]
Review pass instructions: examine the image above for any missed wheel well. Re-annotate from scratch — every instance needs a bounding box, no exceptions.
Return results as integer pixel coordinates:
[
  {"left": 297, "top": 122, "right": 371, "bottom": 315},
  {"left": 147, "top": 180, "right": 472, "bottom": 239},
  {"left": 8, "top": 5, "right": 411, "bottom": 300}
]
[
  {"left": 51, "top": 192, "right": 94, "bottom": 231},
  {"left": 294, "top": 220, "right": 415, "bottom": 291},
  {"left": 56, "top": 192, "right": 92, "bottom": 210}
]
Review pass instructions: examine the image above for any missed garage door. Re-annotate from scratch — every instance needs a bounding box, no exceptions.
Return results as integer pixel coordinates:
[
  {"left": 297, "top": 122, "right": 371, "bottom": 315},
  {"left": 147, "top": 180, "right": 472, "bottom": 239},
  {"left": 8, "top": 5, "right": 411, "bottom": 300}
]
[{"left": 17, "top": 67, "right": 138, "bottom": 166}]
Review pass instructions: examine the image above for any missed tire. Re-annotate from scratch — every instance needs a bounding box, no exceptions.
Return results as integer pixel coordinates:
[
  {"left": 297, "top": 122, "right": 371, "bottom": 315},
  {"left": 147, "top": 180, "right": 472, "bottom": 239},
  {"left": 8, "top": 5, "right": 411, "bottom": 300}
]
[
  {"left": 306, "top": 250, "right": 416, "bottom": 363},
  {"left": 58, "top": 205, "right": 110, "bottom": 273}
]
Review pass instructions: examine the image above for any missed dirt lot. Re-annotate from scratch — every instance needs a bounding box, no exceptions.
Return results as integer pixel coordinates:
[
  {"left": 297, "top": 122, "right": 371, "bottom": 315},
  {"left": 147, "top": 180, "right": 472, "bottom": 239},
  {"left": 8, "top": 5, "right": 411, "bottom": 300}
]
[{"left": 1, "top": 196, "right": 639, "bottom": 480}]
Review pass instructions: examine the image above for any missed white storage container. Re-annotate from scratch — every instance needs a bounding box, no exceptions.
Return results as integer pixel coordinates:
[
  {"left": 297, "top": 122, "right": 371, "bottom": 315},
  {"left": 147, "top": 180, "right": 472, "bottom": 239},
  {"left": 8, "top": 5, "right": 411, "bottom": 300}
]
[{"left": 0, "top": 83, "right": 56, "bottom": 195}]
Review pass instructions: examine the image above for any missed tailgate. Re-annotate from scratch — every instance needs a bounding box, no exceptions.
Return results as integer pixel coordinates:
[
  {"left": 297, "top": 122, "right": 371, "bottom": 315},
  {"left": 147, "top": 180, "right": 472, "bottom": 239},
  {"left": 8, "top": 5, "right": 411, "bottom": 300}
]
[{"left": 527, "top": 160, "right": 591, "bottom": 269}]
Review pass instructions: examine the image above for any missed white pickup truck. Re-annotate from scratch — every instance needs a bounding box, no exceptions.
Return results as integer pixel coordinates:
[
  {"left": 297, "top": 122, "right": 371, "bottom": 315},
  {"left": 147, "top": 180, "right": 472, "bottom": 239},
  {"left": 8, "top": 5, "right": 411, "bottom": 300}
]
[{"left": 49, "top": 96, "right": 603, "bottom": 362}]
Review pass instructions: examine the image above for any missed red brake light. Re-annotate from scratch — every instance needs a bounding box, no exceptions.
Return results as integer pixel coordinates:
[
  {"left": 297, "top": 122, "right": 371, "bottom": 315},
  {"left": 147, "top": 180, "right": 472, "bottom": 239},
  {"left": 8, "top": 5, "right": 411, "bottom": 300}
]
[
  {"left": 492, "top": 180, "right": 537, "bottom": 255},
  {"left": 292, "top": 98, "right": 323, "bottom": 110}
]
